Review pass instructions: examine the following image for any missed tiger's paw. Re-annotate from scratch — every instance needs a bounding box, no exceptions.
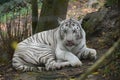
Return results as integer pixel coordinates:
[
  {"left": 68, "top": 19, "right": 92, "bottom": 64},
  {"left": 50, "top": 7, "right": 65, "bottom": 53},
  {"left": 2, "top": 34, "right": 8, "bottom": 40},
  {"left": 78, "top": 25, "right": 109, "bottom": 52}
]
[
  {"left": 55, "top": 62, "right": 71, "bottom": 70},
  {"left": 45, "top": 64, "right": 57, "bottom": 71},
  {"left": 37, "top": 67, "right": 46, "bottom": 71},
  {"left": 70, "top": 60, "right": 82, "bottom": 67},
  {"left": 89, "top": 49, "right": 97, "bottom": 60}
]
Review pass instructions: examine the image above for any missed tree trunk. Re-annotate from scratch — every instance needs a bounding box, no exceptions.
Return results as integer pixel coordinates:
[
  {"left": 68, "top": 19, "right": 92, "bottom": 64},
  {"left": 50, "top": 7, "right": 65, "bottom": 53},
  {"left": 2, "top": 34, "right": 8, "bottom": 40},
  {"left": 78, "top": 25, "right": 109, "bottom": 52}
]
[
  {"left": 35, "top": 0, "right": 69, "bottom": 33},
  {"left": 117, "top": 0, "right": 119, "bottom": 11},
  {"left": 31, "top": 0, "right": 38, "bottom": 34}
]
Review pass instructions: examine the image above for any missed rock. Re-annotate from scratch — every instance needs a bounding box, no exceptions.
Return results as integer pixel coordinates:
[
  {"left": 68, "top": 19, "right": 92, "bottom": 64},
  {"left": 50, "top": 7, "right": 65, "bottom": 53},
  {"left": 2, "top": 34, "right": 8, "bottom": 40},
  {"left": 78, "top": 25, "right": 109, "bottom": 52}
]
[
  {"left": 82, "top": 7, "right": 108, "bottom": 37},
  {"left": 81, "top": 6, "right": 120, "bottom": 47}
]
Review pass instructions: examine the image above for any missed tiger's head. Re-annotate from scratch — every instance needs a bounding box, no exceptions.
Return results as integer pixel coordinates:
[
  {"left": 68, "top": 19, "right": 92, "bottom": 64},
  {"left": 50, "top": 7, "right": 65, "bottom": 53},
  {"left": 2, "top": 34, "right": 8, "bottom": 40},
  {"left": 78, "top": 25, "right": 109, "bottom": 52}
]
[{"left": 58, "top": 18, "right": 84, "bottom": 48}]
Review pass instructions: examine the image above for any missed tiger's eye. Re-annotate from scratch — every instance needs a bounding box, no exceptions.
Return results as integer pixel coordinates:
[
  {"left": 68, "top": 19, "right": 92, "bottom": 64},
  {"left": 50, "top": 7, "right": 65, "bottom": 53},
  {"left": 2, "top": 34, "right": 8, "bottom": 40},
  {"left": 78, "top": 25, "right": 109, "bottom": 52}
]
[
  {"left": 77, "top": 24, "right": 79, "bottom": 26},
  {"left": 73, "top": 30, "right": 76, "bottom": 33},
  {"left": 65, "top": 23, "right": 68, "bottom": 26},
  {"left": 72, "top": 24, "right": 75, "bottom": 26},
  {"left": 64, "top": 30, "right": 67, "bottom": 33}
]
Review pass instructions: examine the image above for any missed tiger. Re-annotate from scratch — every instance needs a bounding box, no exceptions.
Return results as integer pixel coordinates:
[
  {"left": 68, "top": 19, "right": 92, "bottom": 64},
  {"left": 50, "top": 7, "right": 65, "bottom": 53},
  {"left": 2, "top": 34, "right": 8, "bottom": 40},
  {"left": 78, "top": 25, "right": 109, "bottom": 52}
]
[{"left": 12, "top": 18, "right": 97, "bottom": 72}]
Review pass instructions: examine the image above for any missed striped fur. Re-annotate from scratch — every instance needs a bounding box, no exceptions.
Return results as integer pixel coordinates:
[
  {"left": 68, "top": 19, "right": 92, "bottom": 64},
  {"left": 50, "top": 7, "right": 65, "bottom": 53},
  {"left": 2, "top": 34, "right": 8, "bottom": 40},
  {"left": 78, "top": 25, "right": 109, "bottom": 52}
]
[{"left": 12, "top": 18, "right": 97, "bottom": 72}]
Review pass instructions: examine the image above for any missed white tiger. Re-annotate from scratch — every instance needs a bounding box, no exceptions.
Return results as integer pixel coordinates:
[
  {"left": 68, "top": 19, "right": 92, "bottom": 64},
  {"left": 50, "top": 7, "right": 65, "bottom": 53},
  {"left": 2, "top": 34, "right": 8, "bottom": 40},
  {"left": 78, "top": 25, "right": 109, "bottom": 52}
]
[{"left": 12, "top": 18, "right": 97, "bottom": 72}]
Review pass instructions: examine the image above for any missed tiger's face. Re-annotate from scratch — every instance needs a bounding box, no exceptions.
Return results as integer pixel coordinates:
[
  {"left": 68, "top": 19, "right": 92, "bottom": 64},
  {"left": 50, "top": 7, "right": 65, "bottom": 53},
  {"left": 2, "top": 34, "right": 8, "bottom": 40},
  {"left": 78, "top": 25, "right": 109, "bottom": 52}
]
[{"left": 58, "top": 18, "right": 83, "bottom": 48}]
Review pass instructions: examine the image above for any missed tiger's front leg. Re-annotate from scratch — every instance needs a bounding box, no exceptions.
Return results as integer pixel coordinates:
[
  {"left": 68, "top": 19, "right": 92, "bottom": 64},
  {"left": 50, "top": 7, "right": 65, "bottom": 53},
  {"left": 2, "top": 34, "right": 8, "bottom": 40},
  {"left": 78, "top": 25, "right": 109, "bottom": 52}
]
[
  {"left": 56, "top": 48, "right": 82, "bottom": 67},
  {"left": 77, "top": 47, "right": 97, "bottom": 60}
]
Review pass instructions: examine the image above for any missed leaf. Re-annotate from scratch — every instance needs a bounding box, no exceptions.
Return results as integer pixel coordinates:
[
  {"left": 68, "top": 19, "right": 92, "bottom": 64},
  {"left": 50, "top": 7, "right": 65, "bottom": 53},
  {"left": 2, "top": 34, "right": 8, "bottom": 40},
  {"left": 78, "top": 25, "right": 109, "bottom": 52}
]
[
  {"left": 92, "top": 72, "right": 99, "bottom": 75},
  {"left": 70, "top": 78, "right": 75, "bottom": 80},
  {"left": 11, "top": 41, "right": 18, "bottom": 49}
]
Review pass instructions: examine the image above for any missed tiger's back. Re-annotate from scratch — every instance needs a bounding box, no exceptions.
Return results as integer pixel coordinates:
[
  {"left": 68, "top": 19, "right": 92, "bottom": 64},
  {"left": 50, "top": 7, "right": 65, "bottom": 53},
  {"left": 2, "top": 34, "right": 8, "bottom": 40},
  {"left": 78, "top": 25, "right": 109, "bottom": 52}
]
[{"left": 18, "top": 29, "right": 57, "bottom": 47}]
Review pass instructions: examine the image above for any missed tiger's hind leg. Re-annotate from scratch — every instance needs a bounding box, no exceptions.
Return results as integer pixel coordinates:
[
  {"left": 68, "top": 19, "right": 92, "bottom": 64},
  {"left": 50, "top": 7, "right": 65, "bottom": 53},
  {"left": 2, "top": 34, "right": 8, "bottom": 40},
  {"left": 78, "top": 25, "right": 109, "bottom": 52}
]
[
  {"left": 77, "top": 48, "right": 97, "bottom": 60},
  {"left": 12, "top": 45, "right": 47, "bottom": 72},
  {"left": 38, "top": 50, "right": 70, "bottom": 71},
  {"left": 12, "top": 56, "right": 45, "bottom": 72}
]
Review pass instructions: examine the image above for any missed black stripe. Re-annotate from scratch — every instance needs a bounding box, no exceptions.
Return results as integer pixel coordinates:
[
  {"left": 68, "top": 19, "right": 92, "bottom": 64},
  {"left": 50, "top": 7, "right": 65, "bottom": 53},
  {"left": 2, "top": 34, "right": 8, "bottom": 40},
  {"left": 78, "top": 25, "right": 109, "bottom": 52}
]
[
  {"left": 46, "top": 58, "right": 55, "bottom": 63},
  {"left": 53, "top": 30, "right": 57, "bottom": 45},
  {"left": 69, "top": 18, "right": 71, "bottom": 27},
  {"left": 25, "top": 53, "right": 39, "bottom": 64},
  {"left": 31, "top": 35, "right": 34, "bottom": 41},
  {"left": 22, "top": 41, "right": 28, "bottom": 44},
  {"left": 39, "top": 53, "right": 52, "bottom": 61},
  {"left": 79, "top": 45, "right": 85, "bottom": 50},
  {"left": 46, "top": 31, "right": 51, "bottom": 46},
  {"left": 37, "top": 33, "right": 41, "bottom": 43},
  {"left": 15, "top": 65, "right": 22, "bottom": 69},
  {"left": 80, "top": 28, "right": 83, "bottom": 38},
  {"left": 80, "top": 51, "right": 86, "bottom": 59},
  {"left": 42, "top": 51, "right": 51, "bottom": 56},
  {"left": 19, "top": 56, "right": 29, "bottom": 64},
  {"left": 43, "top": 54, "right": 54, "bottom": 64},
  {"left": 40, "top": 33, "right": 44, "bottom": 43},
  {"left": 22, "top": 65, "right": 25, "bottom": 71},
  {"left": 28, "top": 37, "right": 32, "bottom": 43},
  {"left": 46, "top": 58, "right": 55, "bottom": 67},
  {"left": 12, "top": 60, "right": 18, "bottom": 63},
  {"left": 43, "top": 33, "right": 47, "bottom": 44},
  {"left": 30, "top": 47, "right": 46, "bottom": 52},
  {"left": 39, "top": 53, "right": 50, "bottom": 63},
  {"left": 53, "top": 30, "right": 55, "bottom": 43},
  {"left": 60, "top": 29, "right": 64, "bottom": 40},
  {"left": 36, "top": 33, "right": 39, "bottom": 43}
]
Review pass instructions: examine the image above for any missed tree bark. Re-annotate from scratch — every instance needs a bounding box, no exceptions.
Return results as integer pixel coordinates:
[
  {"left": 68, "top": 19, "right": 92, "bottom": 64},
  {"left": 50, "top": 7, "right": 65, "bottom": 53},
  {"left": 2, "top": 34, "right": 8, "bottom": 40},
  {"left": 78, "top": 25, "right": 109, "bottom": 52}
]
[
  {"left": 35, "top": 0, "right": 69, "bottom": 33},
  {"left": 118, "top": 0, "right": 120, "bottom": 11},
  {"left": 31, "top": 0, "right": 38, "bottom": 34}
]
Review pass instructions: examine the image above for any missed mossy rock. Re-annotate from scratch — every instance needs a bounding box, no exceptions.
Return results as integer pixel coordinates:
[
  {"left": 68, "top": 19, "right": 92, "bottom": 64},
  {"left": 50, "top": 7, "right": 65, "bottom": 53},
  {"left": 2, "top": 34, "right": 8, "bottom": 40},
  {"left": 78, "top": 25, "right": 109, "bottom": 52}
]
[{"left": 81, "top": 7, "right": 108, "bottom": 37}]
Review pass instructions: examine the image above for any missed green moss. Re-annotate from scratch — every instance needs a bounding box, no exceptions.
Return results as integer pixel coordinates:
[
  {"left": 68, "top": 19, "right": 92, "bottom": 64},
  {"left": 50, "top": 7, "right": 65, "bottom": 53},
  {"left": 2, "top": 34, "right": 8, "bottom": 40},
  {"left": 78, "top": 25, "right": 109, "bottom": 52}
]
[
  {"left": 83, "top": 20, "right": 94, "bottom": 34},
  {"left": 105, "top": 0, "right": 118, "bottom": 6}
]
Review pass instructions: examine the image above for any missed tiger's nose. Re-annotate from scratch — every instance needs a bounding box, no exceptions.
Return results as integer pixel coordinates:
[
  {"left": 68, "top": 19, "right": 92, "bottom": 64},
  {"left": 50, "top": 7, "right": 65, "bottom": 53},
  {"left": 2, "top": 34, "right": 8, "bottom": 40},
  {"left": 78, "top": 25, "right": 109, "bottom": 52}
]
[{"left": 67, "top": 40, "right": 73, "bottom": 43}]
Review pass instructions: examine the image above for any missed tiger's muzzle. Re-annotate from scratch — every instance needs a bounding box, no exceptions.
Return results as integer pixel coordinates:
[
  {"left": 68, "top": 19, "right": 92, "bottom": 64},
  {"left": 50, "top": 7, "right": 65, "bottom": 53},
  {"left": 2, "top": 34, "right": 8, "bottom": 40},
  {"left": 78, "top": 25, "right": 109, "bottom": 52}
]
[{"left": 65, "top": 40, "right": 75, "bottom": 47}]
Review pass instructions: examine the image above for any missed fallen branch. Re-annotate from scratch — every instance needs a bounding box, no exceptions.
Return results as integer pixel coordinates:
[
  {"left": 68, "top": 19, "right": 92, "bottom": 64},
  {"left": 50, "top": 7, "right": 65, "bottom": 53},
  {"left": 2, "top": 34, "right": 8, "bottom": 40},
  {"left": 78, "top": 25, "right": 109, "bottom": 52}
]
[{"left": 78, "top": 38, "right": 120, "bottom": 80}]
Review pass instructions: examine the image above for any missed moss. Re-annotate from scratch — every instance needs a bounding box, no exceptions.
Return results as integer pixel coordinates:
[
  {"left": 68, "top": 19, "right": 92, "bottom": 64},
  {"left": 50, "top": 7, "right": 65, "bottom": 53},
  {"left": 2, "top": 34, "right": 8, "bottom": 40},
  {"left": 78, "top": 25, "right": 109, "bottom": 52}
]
[
  {"left": 82, "top": 20, "right": 94, "bottom": 34},
  {"left": 105, "top": 0, "right": 118, "bottom": 7}
]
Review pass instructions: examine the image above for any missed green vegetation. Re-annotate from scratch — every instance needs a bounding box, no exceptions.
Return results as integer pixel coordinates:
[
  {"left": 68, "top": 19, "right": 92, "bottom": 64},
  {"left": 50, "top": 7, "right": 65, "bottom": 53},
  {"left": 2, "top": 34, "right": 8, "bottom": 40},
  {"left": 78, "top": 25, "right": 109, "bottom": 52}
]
[
  {"left": 0, "top": 0, "right": 42, "bottom": 23},
  {"left": 0, "top": 7, "right": 30, "bottom": 23},
  {"left": 105, "top": 0, "right": 118, "bottom": 6},
  {"left": 0, "top": 0, "right": 10, "bottom": 4}
]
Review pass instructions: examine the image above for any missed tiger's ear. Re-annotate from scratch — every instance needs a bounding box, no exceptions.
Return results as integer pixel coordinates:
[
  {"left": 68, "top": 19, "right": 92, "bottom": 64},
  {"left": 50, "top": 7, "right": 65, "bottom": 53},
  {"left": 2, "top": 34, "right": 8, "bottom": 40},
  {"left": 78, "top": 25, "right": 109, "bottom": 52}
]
[
  {"left": 79, "top": 18, "right": 83, "bottom": 24},
  {"left": 58, "top": 17, "right": 63, "bottom": 24}
]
